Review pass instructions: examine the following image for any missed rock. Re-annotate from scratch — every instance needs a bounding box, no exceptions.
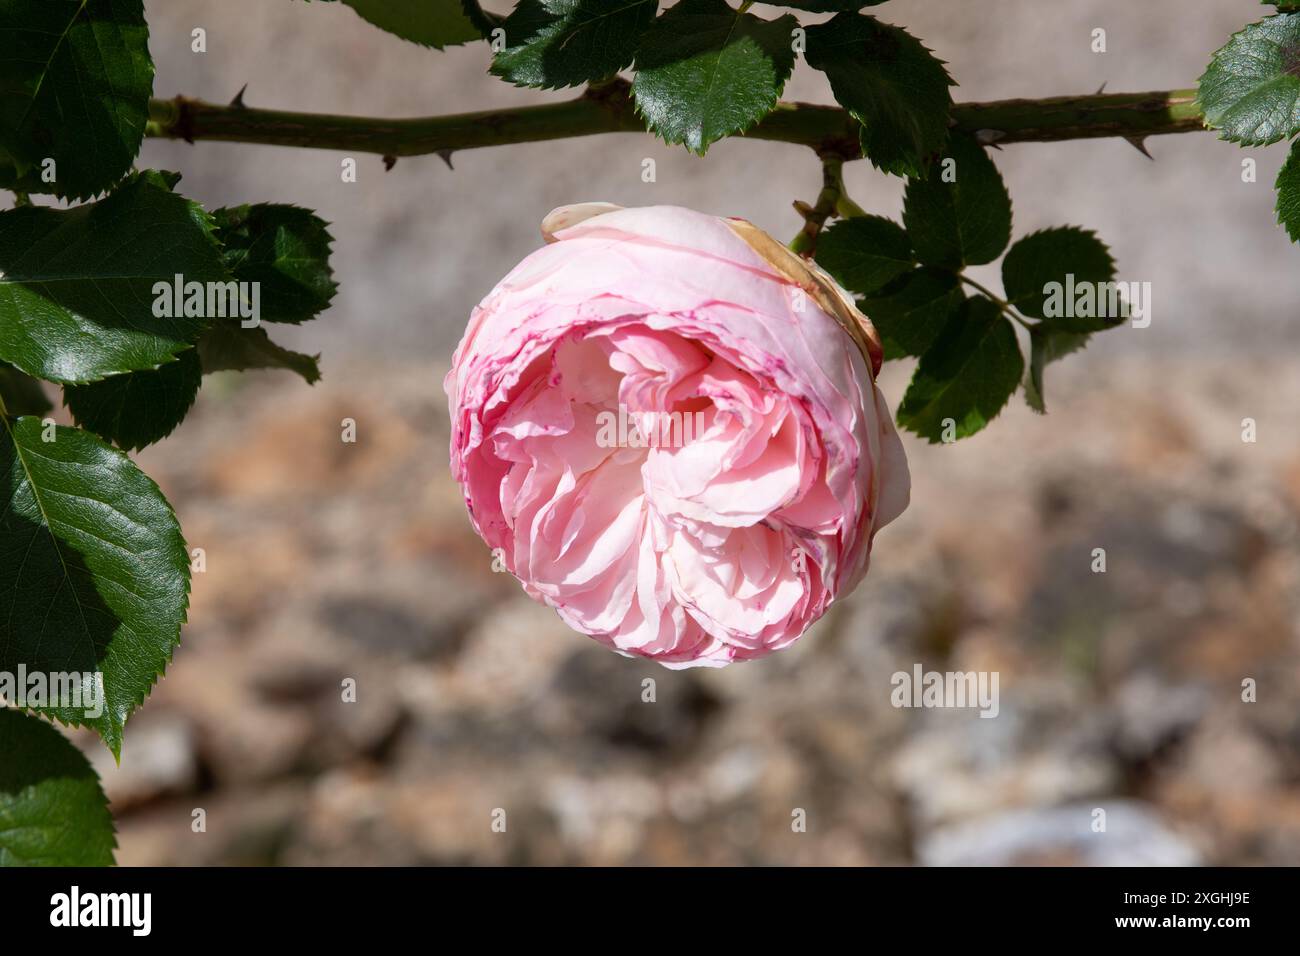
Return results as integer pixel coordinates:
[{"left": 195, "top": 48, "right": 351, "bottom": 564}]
[
  {"left": 318, "top": 593, "right": 469, "bottom": 662},
  {"left": 87, "top": 719, "right": 200, "bottom": 811},
  {"left": 1109, "top": 674, "right": 1209, "bottom": 764},
  {"left": 539, "top": 646, "right": 721, "bottom": 757},
  {"left": 919, "top": 800, "right": 1201, "bottom": 866},
  {"left": 891, "top": 684, "right": 1118, "bottom": 831}
]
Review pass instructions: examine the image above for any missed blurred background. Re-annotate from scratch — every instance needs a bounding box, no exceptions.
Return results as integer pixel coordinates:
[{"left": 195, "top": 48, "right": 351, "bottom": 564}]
[{"left": 66, "top": 0, "right": 1300, "bottom": 864}]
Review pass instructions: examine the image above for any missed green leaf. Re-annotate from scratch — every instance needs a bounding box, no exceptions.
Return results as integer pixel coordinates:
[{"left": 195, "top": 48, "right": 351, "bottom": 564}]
[
  {"left": 64, "top": 348, "right": 202, "bottom": 451},
  {"left": 896, "top": 296, "right": 1023, "bottom": 442},
  {"left": 198, "top": 323, "right": 322, "bottom": 384},
  {"left": 815, "top": 216, "right": 914, "bottom": 296},
  {"left": 461, "top": 0, "right": 504, "bottom": 35},
  {"left": 0, "top": 710, "right": 115, "bottom": 866},
  {"left": 632, "top": 0, "right": 797, "bottom": 154},
  {"left": 902, "top": 134, "right": 1012, "bottom": 269},
  {"left": 1197, "top": 13, "right": 1300, "bottom": 146},
  {"left": 211, "top": 204, "right": 337, "bottom": 325},
  {"left": 0, "top": 175, "right": 228, "bottom": 384},
  {"left": 0, "top": 0, "right": 154, "bottom": 200},
  {"left": 0, "top": 362, "right": 51, "bottom": 417},
  {"left": 1276, "top": 139, "right": 1300, "bottom": 241},
  {"left": 134, "top": 168, "right": 183, "bottom": 192},
  {"left": 768, "top": 1, "right": 890, "bottom": 10},
  {"left": 0, "top": 417, "right": 190, "bottom": 756},
  {"left": 860, "top": 267, "right": 964, "bottom": 358},
  {"left": 491, "top": 0, "right": 658, "bottom": 90},
  {"left": 1002, "top": 227, "right": 1122, "bottom": 331},
  {"left": 805, "top": 13, "right": 953, "bottom": 178},
  {"left": 301, "top": 0, "right": 479, "bottom": 48},
  {"left": 1023, "top": 325, "right": 1089, "bottom": 414},
  {"left": 337, "top": 0, "right": 480, "bottom": 48}
]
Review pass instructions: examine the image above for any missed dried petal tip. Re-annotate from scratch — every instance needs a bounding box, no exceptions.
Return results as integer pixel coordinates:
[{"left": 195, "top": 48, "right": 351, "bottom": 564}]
[
  {"left": 541, "top": 202, "right": 624, "bottom": 243},
  {"left": 724, "top": 217, "right": 884, "bottom": 378}
]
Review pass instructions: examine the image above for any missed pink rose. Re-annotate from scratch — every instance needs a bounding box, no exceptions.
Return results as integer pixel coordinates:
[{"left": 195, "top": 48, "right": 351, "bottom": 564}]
[{"left": 445, "top": 203, "right": 909, "bottom": 667}]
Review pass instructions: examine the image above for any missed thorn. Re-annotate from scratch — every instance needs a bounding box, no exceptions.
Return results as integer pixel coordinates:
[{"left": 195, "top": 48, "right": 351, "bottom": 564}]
[
  {"left": 1095, "top": 82, "right": 1107, "bottom": 95},
  {"left": 1124, "top": 135, "right": 1154, "bottom": 160},
  {"left": 383, "top": 155, "right": 397, "bottom": 171},
  {"left": 230, "top": 84, "right": 248, "bottom": 109},
  {"left": 435, "top": 149, "right": 455, "bottom": 170},
  {"left": 792, "top": 199, "right": 814, "bottom": 218}
]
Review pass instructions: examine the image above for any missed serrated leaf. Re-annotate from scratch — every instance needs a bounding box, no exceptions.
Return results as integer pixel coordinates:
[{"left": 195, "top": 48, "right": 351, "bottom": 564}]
[
  {"left": 0, "top": 417, "right": 190, "bottom": 756},
  {"left": 632, "top": 0, "right": 797, "bottom": 154},
  {"left": 0, "top": 0, "right": 154, "bottom": 200},
  {"left": 1276, "top": 139, "right": 1300, "bottom": 241},
  {"left": 815, "top": 216, "right": 914, "bottom": 296},
  {"left": 860, "top": 267, "right": 964, "bottom": 358},
  {"left": 0, "top": 362, "right": 51, "bottom": 417},
  {"left": 211, "top": 204, "right": 337, "bottom": 325},
  {"left": 897, "top": 296, "right": 1023, "bottom": 442},
  {"left": 64, "top": 348, "right": 202, "bottom": 451},
  {"left": 1024, "top": 325, "right": 1089, "bottom": 414},
  {"left": 1197, "top": 13, "right": 1300, "bottom": 146},
  {"left": 902, "top": 134, "right": 1012, "bottom": 269},
  {"left": 0, "top": 176, "right": 228, "bottom": 384},
  {"left": 198, "top": 322, "right": 322, "bottom": 384},
  {"left": 1002, "top": 226, "right": 1122, "bottom": 331},
  {"left": 805, "top": 13, "right": 953, "bottom": 178},
  {"left": 0, "top": 710, "right": 115, "bottom": 866},
  {"left": 491, "top": 0, "right": 657, "bottom": 90}
]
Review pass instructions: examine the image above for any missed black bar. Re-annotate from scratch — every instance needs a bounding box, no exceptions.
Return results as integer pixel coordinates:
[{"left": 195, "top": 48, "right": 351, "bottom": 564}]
[{"left": 0, "top": 866, "right": 1283, "bottom": 940}]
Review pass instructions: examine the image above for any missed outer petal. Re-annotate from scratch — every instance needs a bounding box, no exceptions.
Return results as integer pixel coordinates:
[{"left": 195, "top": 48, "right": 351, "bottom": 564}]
[{"left": 541, "top": 202, "right": 624, "bottom": 242}]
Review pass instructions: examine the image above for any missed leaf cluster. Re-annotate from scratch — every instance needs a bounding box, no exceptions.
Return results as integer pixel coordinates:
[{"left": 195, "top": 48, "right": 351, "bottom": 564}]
[
  {"left": 0, "top": 0, "right": 337, "bottom": 865},
  {"left": 816, "top": 136, "right": 1126, "bottom": 442}
]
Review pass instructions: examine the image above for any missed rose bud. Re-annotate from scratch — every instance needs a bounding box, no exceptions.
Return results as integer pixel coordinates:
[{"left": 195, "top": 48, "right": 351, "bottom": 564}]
[{"left": 445, "top": 203, "right": 909, "bottom": 667}]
